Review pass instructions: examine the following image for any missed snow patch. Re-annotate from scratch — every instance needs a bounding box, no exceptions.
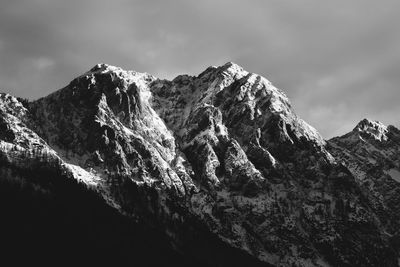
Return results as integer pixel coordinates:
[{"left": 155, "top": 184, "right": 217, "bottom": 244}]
[
  {"left": 354, "top": 119, "right": 388, "bottom": 141},
  {"left": 386, "top": 169, "right": 400, "bottom": 183},
  {"left": 64, "top": 163, "right": 101, "bottom": 187}
]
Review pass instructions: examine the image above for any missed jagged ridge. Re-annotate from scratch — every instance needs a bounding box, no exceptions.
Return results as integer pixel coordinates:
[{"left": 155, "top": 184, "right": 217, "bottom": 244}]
[{"left": 1, "top": 63, "right": 399, "bottom": 266}]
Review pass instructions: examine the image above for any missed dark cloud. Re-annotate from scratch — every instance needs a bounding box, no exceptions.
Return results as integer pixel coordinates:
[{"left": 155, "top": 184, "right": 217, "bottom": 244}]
[{"left": 1, "top": 0, "right": 399, "bottom": 138}]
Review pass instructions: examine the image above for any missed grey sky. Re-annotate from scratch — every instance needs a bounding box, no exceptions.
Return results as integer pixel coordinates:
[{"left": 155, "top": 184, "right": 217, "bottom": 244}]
[{"left": 1, "top": 0, "right": 399, "bottom": 138}]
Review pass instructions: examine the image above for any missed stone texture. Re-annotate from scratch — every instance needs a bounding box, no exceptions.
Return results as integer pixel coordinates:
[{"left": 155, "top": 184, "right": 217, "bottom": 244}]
[{"left": 0, "top": 63, "right": 399, "bottom": 266}]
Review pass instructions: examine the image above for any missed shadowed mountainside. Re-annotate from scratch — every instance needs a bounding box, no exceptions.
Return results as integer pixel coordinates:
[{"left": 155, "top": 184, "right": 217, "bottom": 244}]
[{"left": 0, "top": 63, "right": 399, "bottom": 266}]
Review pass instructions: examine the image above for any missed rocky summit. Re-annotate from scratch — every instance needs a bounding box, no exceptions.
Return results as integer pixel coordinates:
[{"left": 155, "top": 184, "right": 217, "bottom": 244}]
[{"left": 0, "top": 62, "right": 399, "bottom": 266}]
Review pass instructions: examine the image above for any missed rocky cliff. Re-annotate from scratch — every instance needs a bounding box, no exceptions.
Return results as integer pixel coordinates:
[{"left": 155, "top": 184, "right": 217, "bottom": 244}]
[{"left": 0, "top": 63, "right": 399, "bottom": 266}]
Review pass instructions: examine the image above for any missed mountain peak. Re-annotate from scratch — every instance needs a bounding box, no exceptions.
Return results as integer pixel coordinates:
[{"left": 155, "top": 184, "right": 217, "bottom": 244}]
[
  {"left": 87, "top": 63, "right": 130, "bottom": 76},
  {"left": 218, "top": 61, "right": 245, "bottom": 75},
  {"left": 84, "top": 63, "right": 155, "bottom": 83},
  {"left": 221, "top": 61, "right": 241, "bottom": 69},
  {"left": 353, "top": 118, "right": 388, "bottom": 141},
  {"left": 2, "top": 62, "right": 400, "bottom": 266},
  {"left": 89, "top": 63, "right": 113, "bottom": 72}
]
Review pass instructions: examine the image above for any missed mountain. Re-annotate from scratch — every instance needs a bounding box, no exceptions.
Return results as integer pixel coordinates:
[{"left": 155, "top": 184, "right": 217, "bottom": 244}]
[
  {"left": 0, "top": 62, "right": 399, "bottom": 266},
  {"left": 328, "top": 119, "right": 400, "bottom": 243}
]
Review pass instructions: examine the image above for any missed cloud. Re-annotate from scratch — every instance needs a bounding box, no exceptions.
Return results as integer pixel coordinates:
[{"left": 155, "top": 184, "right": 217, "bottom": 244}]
[
  {"left": 33, "top": 57, "right": 55, "bottom": 70},
  {"left": 0, "top": 0, "right": 399, "bottom": 138}
]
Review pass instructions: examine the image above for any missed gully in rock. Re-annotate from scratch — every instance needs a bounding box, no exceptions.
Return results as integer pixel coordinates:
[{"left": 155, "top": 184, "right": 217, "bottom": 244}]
[{"left": 0, "top": 63, "right": 399, "bottom": 267}]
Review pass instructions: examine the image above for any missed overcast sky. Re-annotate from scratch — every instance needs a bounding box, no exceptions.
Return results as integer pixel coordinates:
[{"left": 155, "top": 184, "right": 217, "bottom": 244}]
[{"left": 1, "top": 0, "right": 399, "bottom": 138}]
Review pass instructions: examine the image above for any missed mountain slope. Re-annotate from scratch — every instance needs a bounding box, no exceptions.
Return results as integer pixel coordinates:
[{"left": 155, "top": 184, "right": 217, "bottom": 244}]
[
  {"left": 0, "top": 63, "right": 399, "bottom": 266},
  {"left": 328, "top": 119, "right": 400, "bottom": 241}
]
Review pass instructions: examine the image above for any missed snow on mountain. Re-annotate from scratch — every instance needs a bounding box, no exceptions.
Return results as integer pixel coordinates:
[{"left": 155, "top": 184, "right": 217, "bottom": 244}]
[
  {"left": 353, "top": 118, "right": 389, "bottom": 141},
  {"left": 328, "top": 119, "right": 400, "bottom": 238},
  {"left": 1, "top": 63, "right": 399, "bottom": 266}
]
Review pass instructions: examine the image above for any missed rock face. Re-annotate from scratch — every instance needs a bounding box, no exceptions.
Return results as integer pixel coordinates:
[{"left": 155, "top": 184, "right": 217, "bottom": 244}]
[
  {"left": 328, "top": 119, "right": 400, "bottom": 251},
  {"left": 0, "top": 63, "right": 399, "bottom": 266}
]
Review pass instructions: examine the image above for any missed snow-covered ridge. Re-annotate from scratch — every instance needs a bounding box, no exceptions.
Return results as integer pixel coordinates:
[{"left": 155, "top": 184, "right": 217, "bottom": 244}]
[
  {"left": 0, "top": 92, "right": 107, "bottom": 190},
  {"left": 0, "top": 93, "right": 28, "bottom": 119},
  {"left": 150, "top": 61, "right": 326, "bottom": 147},
  {"left": 353, "top": 118, "right": 389, "bottom": 141},
  {"left": 3, "top": 62, "right": 399, "bottom": 266},
  {"left": 86, "top": 63, "right": 156, "bottom": 84}
]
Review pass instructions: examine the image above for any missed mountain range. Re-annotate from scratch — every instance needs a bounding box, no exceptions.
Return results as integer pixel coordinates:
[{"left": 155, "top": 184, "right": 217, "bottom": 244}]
[{"left": 1, "top": 62, "right": 399, "bottom": 266}]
